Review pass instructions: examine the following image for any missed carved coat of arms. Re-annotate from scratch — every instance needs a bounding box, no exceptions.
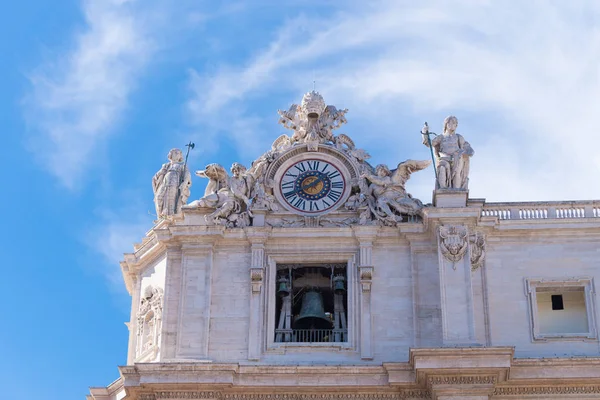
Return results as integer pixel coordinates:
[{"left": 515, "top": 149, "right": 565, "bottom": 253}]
[{"left": 439, "top": 225, "right": 468, "bottom": 263}]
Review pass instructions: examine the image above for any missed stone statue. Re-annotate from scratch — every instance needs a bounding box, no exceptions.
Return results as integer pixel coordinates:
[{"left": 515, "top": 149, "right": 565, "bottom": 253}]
[
  {"left": 422, "top": 116, "right": 474, "bottom": 190},
  {"left": 195, "top": 163, "right": 255, "bottom": 227},
  {"left": 360, "top": 160, "right": 431, "bottom": 225},
  {"left": 152, "top": 148, "right": 192, "bottom": 218},
  {"left": 277, "top": 91, "right": 348, "bottom": 145}
]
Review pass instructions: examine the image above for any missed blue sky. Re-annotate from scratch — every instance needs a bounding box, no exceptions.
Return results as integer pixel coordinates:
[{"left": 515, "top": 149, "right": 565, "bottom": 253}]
[{"left": 2, "top": 1, "right": 600, "bottom": 399}]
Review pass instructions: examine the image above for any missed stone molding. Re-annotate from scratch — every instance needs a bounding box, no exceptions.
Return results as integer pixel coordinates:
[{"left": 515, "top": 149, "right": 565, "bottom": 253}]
[
  {"left": 428, "top": 375, "right": 496, "bottom": 386},
  {"left": 493, "top": 385, "right": 600, "bottom": 396},
  {"left": 136, "top": 393, "right": 432, "bottom": 400}
]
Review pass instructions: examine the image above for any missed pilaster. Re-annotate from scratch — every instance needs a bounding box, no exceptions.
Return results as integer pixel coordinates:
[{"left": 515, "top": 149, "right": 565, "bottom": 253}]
[
  {"left": 160, "top": 244, "right": 182, "bottom": 360},
  {"left": 175, "top": 242, "right": 218, "bottom": 360},
  {"left": 353, "top": 226, "right": 379, "bottom": 360},
  {"left": 437, "top": 224, "right": 476, "bottom": 345},
  {"left": 246, "top": 228, "right": 271, "bottom": 361}
]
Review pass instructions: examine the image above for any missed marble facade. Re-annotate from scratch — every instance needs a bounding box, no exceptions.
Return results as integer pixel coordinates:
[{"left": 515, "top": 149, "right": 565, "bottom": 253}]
[{"left": 88, "top": 93, "right": 600, "bottom": 400}]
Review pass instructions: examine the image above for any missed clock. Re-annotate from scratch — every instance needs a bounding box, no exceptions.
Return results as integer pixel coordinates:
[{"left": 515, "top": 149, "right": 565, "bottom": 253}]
[{"left": 279, "top": 159, "right": 346, "bottom": 214}]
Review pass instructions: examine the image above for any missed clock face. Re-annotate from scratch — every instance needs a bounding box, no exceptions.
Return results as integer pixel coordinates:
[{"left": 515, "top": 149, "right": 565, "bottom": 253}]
[{"left": 279, "top": 159, "right": 346, "bottom": 214}]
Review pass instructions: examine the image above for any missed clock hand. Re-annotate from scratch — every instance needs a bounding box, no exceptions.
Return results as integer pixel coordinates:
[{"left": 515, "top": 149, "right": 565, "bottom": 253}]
[{"left": 302, "top": 178, "right": 322, "bottom": 191}]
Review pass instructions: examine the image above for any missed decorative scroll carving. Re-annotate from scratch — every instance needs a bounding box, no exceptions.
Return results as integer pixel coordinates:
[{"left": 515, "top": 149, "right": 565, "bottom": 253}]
[
  {"left": 266, "top": 217, "right": 305, "bottom": 228},
  {"left": 359, "top": 266, "right": 374, "bottom": 292},
  {"left": 469, "top": 230, "right": 486, "bottom": 271},
  {"left": 439, "top": 225, "right": 469, "bottom": 263},
  {"left": 136, "top": 286, "right": 163, "bottom": 360},
  {"left": 250, "top": 267, "right": 264, "bottom": 293}
]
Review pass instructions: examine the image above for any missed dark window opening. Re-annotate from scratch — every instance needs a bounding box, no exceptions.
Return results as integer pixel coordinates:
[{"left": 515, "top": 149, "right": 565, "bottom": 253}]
[
  {"left": 274, "top": 263, "right": 348, "bottom": 343},
  {"left": 551, "top": 294, "right": 564, "bottom": 310}
]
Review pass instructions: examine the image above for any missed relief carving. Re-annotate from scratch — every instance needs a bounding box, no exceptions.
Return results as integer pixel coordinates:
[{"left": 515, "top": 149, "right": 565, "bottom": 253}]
[
  {"left": 136, "top": 285, "right": 163, "bottom": 360},
  {"left": 250, "top": 267, "right": 264, "bottom": 293},
  {"left": 439, "top": 225, "right": 469, "bottom": 264},
  {"left": 277, "top": 91, "right": 348, "bottom": 146},
  {"left": 469, "top": 231, "right": 486, "bottom": 271}
]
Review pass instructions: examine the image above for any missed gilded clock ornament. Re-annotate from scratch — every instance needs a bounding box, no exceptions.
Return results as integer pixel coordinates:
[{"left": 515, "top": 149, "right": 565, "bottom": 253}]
[{"left": 279, "top": 159, "right": 346, "bottom": 214}]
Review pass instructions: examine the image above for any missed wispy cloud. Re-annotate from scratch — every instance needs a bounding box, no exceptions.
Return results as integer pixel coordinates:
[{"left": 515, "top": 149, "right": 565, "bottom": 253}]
[
  {"left": 25, "top": 0, "right": 156, "bottom": 189},
  {"left": 187, "top": 1, "right": 600, "bottom": 202},
  {"left": 84, "top": 203, "right": 152, "bottom": 291}
]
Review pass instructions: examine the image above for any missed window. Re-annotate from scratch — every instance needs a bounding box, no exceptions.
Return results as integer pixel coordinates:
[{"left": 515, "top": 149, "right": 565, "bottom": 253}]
[
  {"left": 526, "top": 278, "right": 597, "bottom": 341},
  {"left": 274, "top": 263, "right": 348, "bottom": 343}
]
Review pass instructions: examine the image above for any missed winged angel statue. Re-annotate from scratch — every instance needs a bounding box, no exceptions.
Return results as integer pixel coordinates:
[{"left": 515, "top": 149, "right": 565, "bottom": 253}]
[
  {"left": 194, "top": 159, "right": 278, "bottom": 227},
  {"left": 360, "top": 160, "right": 431, "bottom": 225}
]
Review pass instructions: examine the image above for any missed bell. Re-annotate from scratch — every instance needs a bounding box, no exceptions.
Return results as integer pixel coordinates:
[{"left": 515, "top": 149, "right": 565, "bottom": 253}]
[
  {"left": 333, "top": 275, "right": 346, "bottom": 294},
  {"left": 277, "top": 277, "right": 290, "bottom": 297},
  {"left": 294, "top": 290, "right": 332, "bottom": 330}
]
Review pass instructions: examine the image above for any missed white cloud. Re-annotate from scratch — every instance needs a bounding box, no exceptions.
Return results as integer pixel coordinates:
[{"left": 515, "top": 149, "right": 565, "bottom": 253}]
[
  {"left": 25, "top": 0, "right": 155, "bottom": 189},
  {"left": 187, "top": 1, "right": 600, "bottom": 202},
  {"left": 85, "top": 205, "right": 152, "bottom": 290}
]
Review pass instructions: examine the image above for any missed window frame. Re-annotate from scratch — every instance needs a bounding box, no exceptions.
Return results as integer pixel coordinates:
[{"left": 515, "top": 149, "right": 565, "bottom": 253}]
[
  {"left": 264, "top": 252, "right": 358, "bottom": 352},
  {"left": 526, "top": 277, "right": 598, "bottom": 341}
]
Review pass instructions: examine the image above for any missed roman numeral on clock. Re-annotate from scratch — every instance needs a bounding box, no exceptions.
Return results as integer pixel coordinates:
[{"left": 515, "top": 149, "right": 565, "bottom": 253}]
[
  {"left": 327, "top": 170, "right": 341, "bottom": 179},
  {"left": 327, "top": 190, "right": 341, "bottom": 202},
  {"left": 309, "top": 201, "right": 320, "bottom": 211},
  {"left": 331, "top": 181, "right": 344, "bottom": 189},
  {"left": 281, "top": 181, "right": 294, "bottom": 189},
  {"left": 294, "top": 163, "right": 306, "bottom": 172},
  {"left": 284, "top": 190, "right": 296, "bottom": 199},
  {"left": 306, "top": 160, "right": 320, "bottom": 171},
  {"left": 293, "top": 197, "right": 306, "bottom": 210}
]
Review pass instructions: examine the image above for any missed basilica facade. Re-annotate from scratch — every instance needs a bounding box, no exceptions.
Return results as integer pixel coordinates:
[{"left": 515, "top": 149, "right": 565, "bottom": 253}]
[{"left": 88, "top": 92, "right": 600, "bottom": 400}]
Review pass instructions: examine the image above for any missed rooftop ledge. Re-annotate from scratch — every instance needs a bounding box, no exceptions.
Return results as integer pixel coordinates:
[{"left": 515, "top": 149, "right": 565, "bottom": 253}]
[{"left": 480, "top": 200, "right": 600, "bottom": 220}]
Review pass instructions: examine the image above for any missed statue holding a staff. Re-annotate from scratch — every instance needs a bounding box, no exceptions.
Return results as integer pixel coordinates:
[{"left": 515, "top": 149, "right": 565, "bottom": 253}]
[
  {"left": 152, "top": 144, "right": 194, "bottom": 218},
  {"left": 422, "top": 116, "right": 474, "bottom": 190}
]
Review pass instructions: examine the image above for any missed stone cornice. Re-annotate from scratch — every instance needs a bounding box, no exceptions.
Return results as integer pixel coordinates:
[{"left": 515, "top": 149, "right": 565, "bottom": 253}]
[
  {"left": 493, "top": 385, "right": 600, "bottom": 396},
  {"left": 92, "top": 354, "right": 600, "bottom": 400}
]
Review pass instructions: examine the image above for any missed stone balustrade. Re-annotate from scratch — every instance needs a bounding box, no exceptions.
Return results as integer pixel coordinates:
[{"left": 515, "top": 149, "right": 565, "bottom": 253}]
[{"left": 481, "top": 200, "right": 600, "bottom": 220}]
